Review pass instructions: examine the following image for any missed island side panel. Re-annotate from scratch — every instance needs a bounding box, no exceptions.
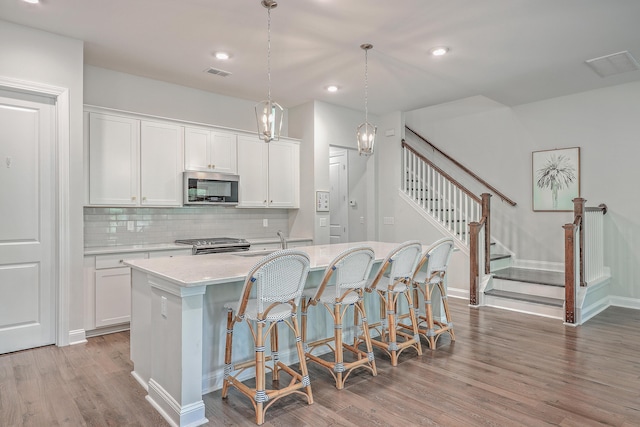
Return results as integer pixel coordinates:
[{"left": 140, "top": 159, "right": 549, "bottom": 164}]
[
  {"left": 130, "top": 269, "right": 152, "bottom": 389},
  {"left": 147, "top": 277, "right": 208, "bottom": 427}
]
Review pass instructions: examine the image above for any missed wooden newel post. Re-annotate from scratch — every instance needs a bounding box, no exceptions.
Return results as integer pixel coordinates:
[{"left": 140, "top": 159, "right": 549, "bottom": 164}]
[
  {"left": 481, "top": 193, "right": 492, "bottom": 275},
  {"left": 563, "top": 224, "right": 576, "bottom": 324},
  {"left": 469, "top": 221, "right": 481, "bottom": 306},
  {"left": 573, "top": 197, "right": 586, "bottom": 287}
]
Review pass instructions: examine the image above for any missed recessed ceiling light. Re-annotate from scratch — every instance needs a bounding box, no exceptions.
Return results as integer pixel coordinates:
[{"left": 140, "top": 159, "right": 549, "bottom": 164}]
[
  {"left": 215, "top": 52, "right": 230, "bottom": 60},
  {"left": 22, "top": 0, "right": 39, "bottom": 3},
  {"left": 326, "top": 85, "right": 339, "bottom": 93},
  {"left": 430, "top": 46, "right": 450, "bottom": 56}
]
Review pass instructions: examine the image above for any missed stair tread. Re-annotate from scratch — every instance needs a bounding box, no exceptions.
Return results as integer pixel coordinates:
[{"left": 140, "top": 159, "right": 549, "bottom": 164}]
[
  {"left": 492, "top": 267, "right": 564, "bottom": 287},
  {"left": 490, "top": 253, "right": 511, "bottom": 261},
  {"left": 485, "top": 289, "right": 564, "bottom": 307}
]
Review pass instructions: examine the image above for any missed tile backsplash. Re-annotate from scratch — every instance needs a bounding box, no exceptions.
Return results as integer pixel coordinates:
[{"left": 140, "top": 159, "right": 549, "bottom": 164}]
[{"left": 84, "top": 206, "right": 290, "bottom": 247}]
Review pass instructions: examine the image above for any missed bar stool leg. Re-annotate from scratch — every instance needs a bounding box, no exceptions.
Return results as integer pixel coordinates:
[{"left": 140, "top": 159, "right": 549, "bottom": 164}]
[
  {"left": 255, "top": 320, "right": 267, "bottom": 426},
  {"left": 333, "top": 303, "right": 345, "bottom": 389},
  {"left": 386, "top": 292, "right": 399, "bottom": 366},
  {"left": 222, "top": 309, "right": 234, "bottom": 399},
  {"left": 424, "top": 284, "right": 436, "bottom": 349},
  {"left": 271, "top": 323, "right": 280, "bottom": 382},
  {"left": 291, "top": 315, "right": 313, "bottom": 404},
  {"left": 437, "top": 282, "right": 456, "bottom": 341},
  {"left": 405, "top": 288, "right": 423, "bottom": 356},
  {"left": 356, "top": 298, "right": 377, "bottom": 376}
]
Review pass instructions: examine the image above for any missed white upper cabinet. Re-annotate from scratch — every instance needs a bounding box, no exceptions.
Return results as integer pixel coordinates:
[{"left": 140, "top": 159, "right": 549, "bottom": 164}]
[
  {"left": 237, "top": 135, "right": 299, "bottom": 208},
  {"left": 140, "top": 121, "right": 183, "bottom": 206},
  {"left": 184, "top": 127, "right": 237, "bottom": 174},
  {"left": 236, "top": 135, "right": 269, "bottom": 207},
  {"left": 88, "top": 112, "right": 183, "bottom": 207},
  {"left": 89, "top": 113, "right": 140, "bottom": 205}
]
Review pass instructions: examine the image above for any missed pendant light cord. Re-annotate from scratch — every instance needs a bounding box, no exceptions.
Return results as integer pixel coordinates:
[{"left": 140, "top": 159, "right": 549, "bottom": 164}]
[
  {"left": 364, "top": 47, "right": 369, "bottom": 123},
  {"left": 267, "top": 6, "right": 272, "bottom": 104}
]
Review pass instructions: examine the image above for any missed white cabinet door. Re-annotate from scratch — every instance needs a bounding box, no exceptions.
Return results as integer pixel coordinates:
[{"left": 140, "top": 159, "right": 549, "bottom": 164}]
[
  {"left": 184, "top": 127, "right": 238, "bottom": 174},
  {"left": 89, "top": 113, "right": 140, "bottom": 205},
  {"left": 140, "top": 121, "right": 183, "bottom": 206},
  {"left": 210, "top": 131, "right": 238, "bottom": 174},
  {"left": 183, "top": 127, "right": 210, "bottom": 171},
  {"left": 237, "top": 135, "right": 269, "bottom": 207},
  {"left": 268, "top": 139, "right": 300, "bottom": 208},
  {"left": 95, "top": 267, "right": 132, "bottom": 327}
]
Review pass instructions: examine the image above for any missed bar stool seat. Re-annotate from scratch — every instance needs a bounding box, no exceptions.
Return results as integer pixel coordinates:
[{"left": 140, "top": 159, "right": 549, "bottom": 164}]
[
  {"left": 301, "top": 246, "right": 377, "bottom": 390},
  {"left": 362, "top": 241, "right": 423, "bottom": 367},
  {"left": 222, "top": 249, "right": 313, "bottom": 425}
]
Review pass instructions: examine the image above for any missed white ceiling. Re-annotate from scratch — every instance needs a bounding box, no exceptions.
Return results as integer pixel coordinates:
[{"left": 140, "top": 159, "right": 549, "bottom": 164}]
[{"left": 3, "top": 0, "right": 640, "bottom": 115}]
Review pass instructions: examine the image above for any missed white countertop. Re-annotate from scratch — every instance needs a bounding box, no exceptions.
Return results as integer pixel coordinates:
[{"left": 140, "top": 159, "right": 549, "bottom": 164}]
[
  {"left": 124, "top": 241, "right": 403, "bottom": 287},
  {"left": 84, "top": 236, "right": 313, "bottom": 256},
  {"left": 84, "top": 243, "right": 189, "bottom": 255}
]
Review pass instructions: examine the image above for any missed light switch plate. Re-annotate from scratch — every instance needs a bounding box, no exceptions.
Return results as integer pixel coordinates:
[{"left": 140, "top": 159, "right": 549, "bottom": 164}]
[{"left": 316, "top": 191, "right": 330, "bottom": 212}]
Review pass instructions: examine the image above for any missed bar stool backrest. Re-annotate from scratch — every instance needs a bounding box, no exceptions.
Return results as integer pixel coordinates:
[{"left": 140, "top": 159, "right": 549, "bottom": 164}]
[
  {"left": 415, "top": 237, "right": 455, "bottom": 284},
  {"left": 313, "top": 246, "right": 375, "bottom": 301},
  {"left": 236, "top": 249, "right": 311, "bottom": 317},
  {"left": 369, "top": 241, "right": 423, "bottom": 290}
]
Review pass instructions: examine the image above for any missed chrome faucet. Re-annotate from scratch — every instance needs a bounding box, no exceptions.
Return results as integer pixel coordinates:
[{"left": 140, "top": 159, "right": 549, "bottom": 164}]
[{"left": 277, "top": 230, "right": 287, "bottom": 250}]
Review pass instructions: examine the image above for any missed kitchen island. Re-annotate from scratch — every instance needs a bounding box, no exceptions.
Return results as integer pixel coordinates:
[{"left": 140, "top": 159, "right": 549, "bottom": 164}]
[{"left": 125, "top": 241, "right": 402, "bottom": 427}]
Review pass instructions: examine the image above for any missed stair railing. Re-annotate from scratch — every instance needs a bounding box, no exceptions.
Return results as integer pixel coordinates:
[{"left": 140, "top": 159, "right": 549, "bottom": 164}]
[
  {"left": 402, "top": 142, "right": 482, "bottom": 244},
  {"left": 563, "top": 198, "right": 608, "bottom": 324},
  {"left": 469, "top": 193, "right": 491, "bottom": 306},
  {"left": 406, "top": 126, "right": 517, "bottom": 207}
]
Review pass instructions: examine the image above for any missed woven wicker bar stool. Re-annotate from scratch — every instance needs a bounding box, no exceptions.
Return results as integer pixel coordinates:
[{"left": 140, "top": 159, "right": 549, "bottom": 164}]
[
  {"left": 221, "top": 249, "right": 313, "bottom": 425},
  {"left": 411, "top": 237, "right": 456, "bottom": 349},
  {"left": 362, "top": 241, "right": 423, "bottom": 367},
  {"left": 301, "top": 246, "right": 377, "bottom": 390}
]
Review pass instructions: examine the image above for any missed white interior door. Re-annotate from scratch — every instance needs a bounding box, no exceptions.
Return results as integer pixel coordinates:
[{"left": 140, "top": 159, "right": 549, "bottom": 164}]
[
  {"left": 0, "top": 92, "right": 56, "bottom": 354},
  {"left": 329, "top": 149, "right": 349, "bottom": 243}
]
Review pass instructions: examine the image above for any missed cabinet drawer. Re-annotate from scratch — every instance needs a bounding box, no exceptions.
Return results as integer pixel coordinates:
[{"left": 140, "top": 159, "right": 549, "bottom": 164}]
[
  {"left": 95, "top": 252, "right": 147, "bottom": 269},
  {"left": 148, "top": 249, "right": 192, "bottom": 258}
]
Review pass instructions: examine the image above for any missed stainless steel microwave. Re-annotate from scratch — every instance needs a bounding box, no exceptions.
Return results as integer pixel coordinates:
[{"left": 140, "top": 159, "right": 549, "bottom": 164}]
[{"left": 183, "top": 171, "right": 239, "bottom": 205}]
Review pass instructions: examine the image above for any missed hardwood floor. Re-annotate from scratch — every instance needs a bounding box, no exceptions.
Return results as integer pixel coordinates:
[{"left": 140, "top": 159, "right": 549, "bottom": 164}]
[{"left": 2, "top": 298, "right": 639, "bottom": 426}]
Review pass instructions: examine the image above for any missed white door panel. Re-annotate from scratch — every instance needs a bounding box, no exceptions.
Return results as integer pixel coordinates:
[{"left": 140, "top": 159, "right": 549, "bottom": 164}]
[
  {"left": 329, "top": 150, "right": 348, "bottom": 243},
  {"left": 0, "top": 94, "right": 55, "bottom": 354}
]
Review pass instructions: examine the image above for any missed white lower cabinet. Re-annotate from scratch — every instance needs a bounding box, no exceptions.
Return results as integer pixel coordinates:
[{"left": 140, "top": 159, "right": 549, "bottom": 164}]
[
  {"left": 84, "top": 248, "right": 191, "bottom": 334},
  {"left": 95, "top": 267, "right": 133, "bottom": 327}
]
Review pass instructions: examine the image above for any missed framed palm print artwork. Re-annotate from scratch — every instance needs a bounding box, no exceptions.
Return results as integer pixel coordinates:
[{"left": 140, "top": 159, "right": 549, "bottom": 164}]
[{"left": 532, "top": 147, "right": 580, "bottom": 212}]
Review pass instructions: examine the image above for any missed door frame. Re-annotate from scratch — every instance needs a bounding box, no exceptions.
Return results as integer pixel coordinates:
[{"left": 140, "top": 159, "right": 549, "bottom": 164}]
[{"left": 0, "top": 76, "right": 71, "bottom": 347}]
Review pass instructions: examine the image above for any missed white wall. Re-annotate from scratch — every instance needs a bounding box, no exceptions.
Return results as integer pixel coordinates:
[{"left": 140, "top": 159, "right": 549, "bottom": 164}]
[
  {"left": 403, "top": 83, "right": 640, "bottom": 301},
  {"left": 0, "top": 20, "right": 85, "bottom": 337},
  {"left": 290, "top": 100, "right": 378, "bottom": 244},
  {"left": 84, "top": 65, "right": 288, "bottom": 134}
]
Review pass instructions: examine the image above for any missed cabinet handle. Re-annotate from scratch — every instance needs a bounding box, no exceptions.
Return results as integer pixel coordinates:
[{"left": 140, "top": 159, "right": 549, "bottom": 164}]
[
  {"left": 211, "top": 164, "right": 215, "bottom": 169},
  {"left": 132, "top": 196, "right": 137, "bottom": 201},
  {"left": 208, "top": 164, "right": 212, "bottom": 168},
  {"left": 143, "top": 196, "right": 147, "bottom": 201},
  {"left": 270, "top": 200, "right": 273, "bottom": 203},
  {"left": 264, "top": 200, "right": 267, "bottom": 203}
]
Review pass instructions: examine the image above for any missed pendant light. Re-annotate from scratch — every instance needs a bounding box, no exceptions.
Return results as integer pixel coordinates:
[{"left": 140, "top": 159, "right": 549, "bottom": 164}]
[
  {"left": 356, "top": 43, "right": 376, "bottom": 156},
  {"left": 255, "top": 0, "right": 283, "bottom": 143}
]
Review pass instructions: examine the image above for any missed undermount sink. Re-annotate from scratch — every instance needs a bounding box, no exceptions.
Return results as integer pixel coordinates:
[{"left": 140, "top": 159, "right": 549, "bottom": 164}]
[{"left": 232, "top": 250, "right": 276, "bottom": 258}]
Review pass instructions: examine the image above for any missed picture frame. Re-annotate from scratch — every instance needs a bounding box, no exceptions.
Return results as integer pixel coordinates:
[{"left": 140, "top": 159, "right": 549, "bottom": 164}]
[{"left": 532, "top": 147, "right": 580, "bottom": 212}]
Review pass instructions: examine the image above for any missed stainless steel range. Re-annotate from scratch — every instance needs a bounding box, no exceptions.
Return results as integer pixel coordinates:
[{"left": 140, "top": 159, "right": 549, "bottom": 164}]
[{"left": 175, "top": 237, "right": 250, "bottom": 255}]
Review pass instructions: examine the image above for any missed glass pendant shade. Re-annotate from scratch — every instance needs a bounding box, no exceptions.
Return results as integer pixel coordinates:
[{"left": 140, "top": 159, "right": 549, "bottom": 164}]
[
  {"left": 255, "top": 99, "right": 283, "bottom": 143},
  {"left": 357, "top": 43, "right": 376, "bottom": 156},
  {"left": 357, "top": 121, "right": 376, "bottom": 156}
]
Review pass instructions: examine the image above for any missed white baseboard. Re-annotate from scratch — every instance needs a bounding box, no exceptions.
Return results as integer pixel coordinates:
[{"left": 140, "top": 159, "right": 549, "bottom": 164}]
[
  {"left": 68, "top": 329, "right": 87, "bottom": 345},
  {"left": 610, "top": 296, "right": 640, "bottom": 310}
]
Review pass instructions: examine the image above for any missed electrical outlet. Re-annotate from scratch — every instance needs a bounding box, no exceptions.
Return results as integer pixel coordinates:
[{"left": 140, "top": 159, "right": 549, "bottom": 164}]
[
  {"left": 319, "top": 218, "right": 327, "bottom": 227},
  {"left": 263, "top": 218, "right": 268, "bottom": 227},
  {"left": 127, "top": 221, "right": 134, "bottom": 231},
  {"left": 383, "top": 216, "right": 395, "bottom": 225},
  {"left": 161, "top": 296, "right": 167, "bottom": 318}
]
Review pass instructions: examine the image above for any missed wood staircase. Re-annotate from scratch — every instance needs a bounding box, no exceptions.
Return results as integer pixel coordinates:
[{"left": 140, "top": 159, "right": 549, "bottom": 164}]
[{"left": 486, "top": 246, "right": 565, "bottom": 318}]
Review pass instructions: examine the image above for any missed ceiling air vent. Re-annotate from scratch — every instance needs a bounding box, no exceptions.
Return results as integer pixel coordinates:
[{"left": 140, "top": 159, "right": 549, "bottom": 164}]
[
  {"left": 204, "top": 67, "right": 232, "bottom": 77},
  {"left": 585, "top": 51, "right": 640, "bottom": 78}
]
